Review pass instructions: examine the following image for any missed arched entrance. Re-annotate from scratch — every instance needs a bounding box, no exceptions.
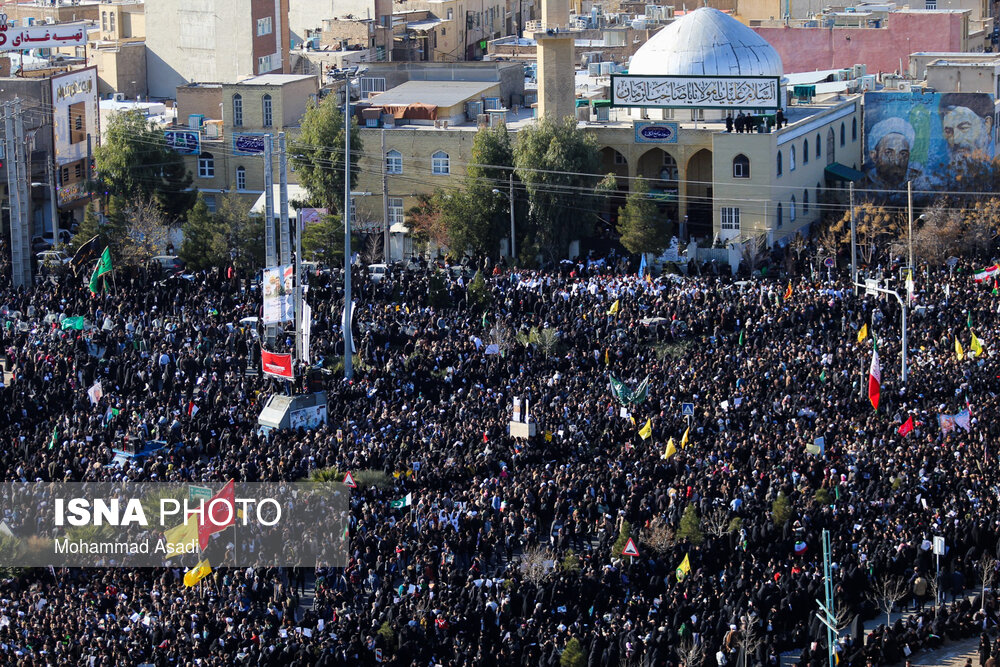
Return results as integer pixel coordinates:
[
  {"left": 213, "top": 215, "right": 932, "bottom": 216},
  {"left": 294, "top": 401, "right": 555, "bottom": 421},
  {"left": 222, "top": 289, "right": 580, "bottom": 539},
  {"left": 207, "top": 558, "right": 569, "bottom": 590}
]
[
  {"left": 636, "top": 148, "right": 679, "bottom": 232},
  {"left": 686, "top": 149, "right": 713, "bottom": 240},
  {"left": 595, "top": 147, "right": 630, "bottom": 250}
]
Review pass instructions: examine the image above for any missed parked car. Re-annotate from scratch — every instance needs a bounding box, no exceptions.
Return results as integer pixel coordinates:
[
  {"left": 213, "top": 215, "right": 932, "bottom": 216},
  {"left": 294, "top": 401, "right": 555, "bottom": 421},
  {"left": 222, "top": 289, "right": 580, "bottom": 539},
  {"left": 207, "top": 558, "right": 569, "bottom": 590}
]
[
  {"left": 150, "top": 255, "right": 186, "bottom": 274},
  {"left": 36, "top": 250, "right": 71, "bottom": 266},
  {"left": 367, "top": 263, "right": 389, "bottom": 283}
]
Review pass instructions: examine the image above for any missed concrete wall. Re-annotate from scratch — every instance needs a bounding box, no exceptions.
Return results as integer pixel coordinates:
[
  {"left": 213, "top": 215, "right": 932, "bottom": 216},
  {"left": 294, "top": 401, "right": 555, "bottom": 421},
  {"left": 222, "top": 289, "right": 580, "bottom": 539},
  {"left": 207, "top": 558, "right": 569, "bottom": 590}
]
[
  {"left": 925, "top": 62, "right": 1000, "bottom": 94},
  {"left": 752, "top": 12, "right": 968, "bottom": 74},
  {"left": 90, "top": 41, "right": 147, "bottom": 100},
  {"left": 177, "top": 84, "right": 224, "bottom": 122}
]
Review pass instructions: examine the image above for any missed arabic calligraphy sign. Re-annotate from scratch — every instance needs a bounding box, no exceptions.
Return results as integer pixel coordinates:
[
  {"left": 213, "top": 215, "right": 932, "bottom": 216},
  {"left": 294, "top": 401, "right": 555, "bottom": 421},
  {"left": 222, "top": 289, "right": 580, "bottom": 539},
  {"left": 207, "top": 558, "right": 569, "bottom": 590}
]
[
  {"left": 611, "top": 75, "right": 781, "bottom": 110},
  {"left": 164, "top": 130, "right": 201, "bottom": 155},
  {"left": 233, "top": 133, "right": 268, "bottom": 155},
  {"left": 0, "top": 25, "right": 88, "bottom": 52}
]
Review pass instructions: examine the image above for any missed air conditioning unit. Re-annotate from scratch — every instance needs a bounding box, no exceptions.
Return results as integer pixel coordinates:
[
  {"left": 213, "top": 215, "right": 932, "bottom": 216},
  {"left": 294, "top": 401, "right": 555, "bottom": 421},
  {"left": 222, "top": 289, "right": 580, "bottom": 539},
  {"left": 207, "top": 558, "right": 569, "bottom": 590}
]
[
  {"left": 476, "top": 113, "right": 489, "bottom": 127},
  {"left": 45, "top": 17, "right": 54, "bottom": 25}
]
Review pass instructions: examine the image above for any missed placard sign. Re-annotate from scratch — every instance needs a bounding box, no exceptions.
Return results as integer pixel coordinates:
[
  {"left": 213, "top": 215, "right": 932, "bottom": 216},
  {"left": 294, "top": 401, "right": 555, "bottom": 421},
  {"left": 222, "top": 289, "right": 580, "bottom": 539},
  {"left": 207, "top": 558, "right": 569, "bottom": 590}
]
[
  {"left": 611, "top": 74, "right": 781, "bottom": 110},
  {"left": 165, "top": 130, "right": 201, "bottom": 155},
  {"left": 233, "top": 133, "right": 268, "bottom": 155}
]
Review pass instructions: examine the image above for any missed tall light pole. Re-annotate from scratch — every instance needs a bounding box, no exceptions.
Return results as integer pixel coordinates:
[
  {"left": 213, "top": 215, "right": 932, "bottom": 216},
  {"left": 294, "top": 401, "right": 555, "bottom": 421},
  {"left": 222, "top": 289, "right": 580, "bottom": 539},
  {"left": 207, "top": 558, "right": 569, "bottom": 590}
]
[
  {"left": 907, "top": 180, "right": 913, "bottom": 271},
  {"left": 343, "top": 76, "right": 355, "bottom": 380},
  {"left": 855, "top": 280, "right": 908, "bottom": 383},
  {"left": 849, "top": 182, "right": 857, "bottom": 293},
  {"left": 492, "top": 173, "right": 516, "bottom": 261}
]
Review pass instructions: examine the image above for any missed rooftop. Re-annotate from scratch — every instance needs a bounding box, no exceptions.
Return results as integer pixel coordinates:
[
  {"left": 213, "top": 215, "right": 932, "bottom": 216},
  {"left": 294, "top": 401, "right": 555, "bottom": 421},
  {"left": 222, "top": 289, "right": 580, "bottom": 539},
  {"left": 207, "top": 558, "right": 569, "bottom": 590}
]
[
  {"left": 232, "top": 74, "right": 317, "bottom": 87},
  {"left": 368, "top": 80, "right": 499, "bottom": 108}
]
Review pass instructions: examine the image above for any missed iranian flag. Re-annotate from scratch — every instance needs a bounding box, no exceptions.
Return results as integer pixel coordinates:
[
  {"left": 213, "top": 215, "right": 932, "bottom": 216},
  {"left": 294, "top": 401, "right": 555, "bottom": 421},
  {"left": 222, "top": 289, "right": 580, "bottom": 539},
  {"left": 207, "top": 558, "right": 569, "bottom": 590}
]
[
  {"left": 973, "top": 265, "right": 1000, "bottom": 283},
  {"left": 868, "top": 342, "right": 881, "bottom": 410}
]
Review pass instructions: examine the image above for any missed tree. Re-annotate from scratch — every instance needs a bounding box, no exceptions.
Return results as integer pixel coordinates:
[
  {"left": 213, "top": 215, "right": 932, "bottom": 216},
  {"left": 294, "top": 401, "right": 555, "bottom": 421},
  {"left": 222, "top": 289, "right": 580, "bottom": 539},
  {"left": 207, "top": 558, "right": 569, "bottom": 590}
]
[
  {"left": 611, "top": 519, "right": 633, "bottom": 558},
  {"left": 867, "top": 575, "right": 909, "bottom": 627},
  {"left": 616, "top": 177, "right": 670, "bottom": 255},
  {"left": 466, "top": 270, "right": 490, "bottom": 311},
  {"left": 560, "top": 638, "right": 586, "bottom": 667},
  {"left": 180, "top": 196, "right": 229, "bottom": 271},
  {"left": 215, "top": 191, "right": 262, "bottom": 273},
  {"left": 95, "top": 110, "right": 194, "bottom": 219},
  {"left": 290, "top": 94, "right": 362, "bottom": 214},
  {"left": 828, "top": 202, "right": 905, "bottom": 266},
  {"left": 641, "top": 516, "right": 675, "bottom": 554},
  {"left": 771, "top": 492, "right": 792, "bottom": 526},
  {"left": 70, "top": 201, "right": 121, "bottom": 253},
  {"left": 406, "top": 193, "right": 448, "bottom": 253},
  {"left": 514, "top": 117, "right": 602, "bottom": 259},
  {"left": 439, "top": 184, "right": 506, "bottom": 259},
  {"left": 676, "top": 504, "right": 704, "bottom": 545},
  {"left": 116, "top": 196, "right": 172, "bottom": 267},
  {"left": 301, "top": 214, "right": 357, "bottom": 267}
]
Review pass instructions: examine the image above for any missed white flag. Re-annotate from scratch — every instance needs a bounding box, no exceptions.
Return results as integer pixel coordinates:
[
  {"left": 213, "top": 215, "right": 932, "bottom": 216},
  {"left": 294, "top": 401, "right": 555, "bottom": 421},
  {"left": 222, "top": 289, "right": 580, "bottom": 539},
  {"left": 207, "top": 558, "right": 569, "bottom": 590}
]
[
  {"left": 340, "top": 300, "right": 357, "bottom": 354},
  {"left": 87, "top": 382, "right": 103, "bottom": 406},
  {"left": 301, "top": 301, "right": 312, "bottom": 365}
]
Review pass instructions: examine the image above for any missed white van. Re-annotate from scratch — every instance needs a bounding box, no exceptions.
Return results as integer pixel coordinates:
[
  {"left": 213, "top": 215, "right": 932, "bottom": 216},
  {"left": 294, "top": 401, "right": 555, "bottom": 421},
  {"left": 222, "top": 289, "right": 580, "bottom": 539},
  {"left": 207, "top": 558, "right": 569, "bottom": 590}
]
[{"left": 367, "top": 264, "right": 389, "bottom": 283}]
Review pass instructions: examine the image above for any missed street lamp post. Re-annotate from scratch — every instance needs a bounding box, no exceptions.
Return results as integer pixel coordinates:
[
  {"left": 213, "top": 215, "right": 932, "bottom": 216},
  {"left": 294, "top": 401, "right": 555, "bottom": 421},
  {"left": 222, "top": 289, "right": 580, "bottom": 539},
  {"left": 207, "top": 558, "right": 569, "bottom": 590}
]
[
  {"left": 343, "top": 68, "right": 367, "bottom": 380},
  {"left": 492, "top": 173, "right": 516, "bottom": 261},
  {"left": 855, "top": 281, "right": 908, "bottom": 384}
]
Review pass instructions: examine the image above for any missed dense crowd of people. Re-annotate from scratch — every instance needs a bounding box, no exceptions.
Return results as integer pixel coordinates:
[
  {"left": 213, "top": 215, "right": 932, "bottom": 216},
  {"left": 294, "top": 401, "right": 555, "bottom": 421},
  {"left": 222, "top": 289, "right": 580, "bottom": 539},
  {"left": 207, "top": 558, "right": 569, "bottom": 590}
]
[{"left": 1, "top": 241, "right": 1000, "bottom": 667}]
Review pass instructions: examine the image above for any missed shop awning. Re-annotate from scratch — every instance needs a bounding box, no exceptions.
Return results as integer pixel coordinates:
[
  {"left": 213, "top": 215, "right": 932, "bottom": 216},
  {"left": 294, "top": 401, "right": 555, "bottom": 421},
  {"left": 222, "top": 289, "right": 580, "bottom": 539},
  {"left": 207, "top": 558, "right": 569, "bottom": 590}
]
[{"left": 825, "top": 162, "right": 864, "bottom": 182}]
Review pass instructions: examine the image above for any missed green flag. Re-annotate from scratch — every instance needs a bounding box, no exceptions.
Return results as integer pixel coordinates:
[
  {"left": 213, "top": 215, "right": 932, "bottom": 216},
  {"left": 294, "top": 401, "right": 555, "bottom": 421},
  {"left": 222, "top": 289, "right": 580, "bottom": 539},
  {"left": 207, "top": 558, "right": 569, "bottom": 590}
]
[
  {"left": 738, "top": 330, "right": 744, "bottom": 346},
  {"left": 389, "top": 493, "right": 412, "bottom": 509},
  {"left": 967, "top": 311, "right": 973, "bottom": 329},
  {"left": 60, "top": 316, "right": 86, "bottom": 330},
  {"left": 88, "top": 247, "right": 113, "bottom": 295},
  {"left": 819, "top": 369, "right": 826, "bottom": 383},
  {"left": 48, "top": 426, "right": 58, "bottom": 450},
  {"left": 482, "top": 314, "right": 488, "bottom": 329}
]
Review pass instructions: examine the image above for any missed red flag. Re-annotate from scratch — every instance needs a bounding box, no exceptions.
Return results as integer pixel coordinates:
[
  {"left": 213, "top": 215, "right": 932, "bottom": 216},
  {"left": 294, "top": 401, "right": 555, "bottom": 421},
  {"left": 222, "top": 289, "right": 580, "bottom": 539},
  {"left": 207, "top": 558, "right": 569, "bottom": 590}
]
[
  {"left": 261, "top": 349, "right": 293, "bottom": 379},
  {"left": 198, "top": 479, "right": 235, "bottom": 550},
  {"left": 868, "top": 344, "right": 881, "bottom": 410},
  {"left": 898, "top": 415, "right": 914, "bottom": 437},
  {"left": 482, "top": 431, "right": 489, "bottom": 443},
  {"left": 784, "top": 281, "right": 793, "bottom": 300}
]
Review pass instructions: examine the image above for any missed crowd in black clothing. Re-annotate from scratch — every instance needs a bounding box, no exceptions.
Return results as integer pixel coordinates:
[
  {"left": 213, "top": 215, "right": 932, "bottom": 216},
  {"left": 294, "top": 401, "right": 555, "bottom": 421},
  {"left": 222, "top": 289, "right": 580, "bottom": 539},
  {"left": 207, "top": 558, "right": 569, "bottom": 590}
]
[{"left": 1, "top": 242, "right": 1000, "bottom": 667}]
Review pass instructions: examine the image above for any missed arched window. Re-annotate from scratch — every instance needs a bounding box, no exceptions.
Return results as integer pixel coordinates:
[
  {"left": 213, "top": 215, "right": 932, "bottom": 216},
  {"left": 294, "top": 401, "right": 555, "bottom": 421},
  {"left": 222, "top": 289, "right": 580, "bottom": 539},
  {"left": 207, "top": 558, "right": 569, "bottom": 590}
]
[
  {"left": 109, "top": 12, "right": 115, "bottom": 31},
  {"left": 852, "top": 118, "right": 858, "bottom": 141},
  {"left": 803, "top": 189, "right": 809, "bottom": 213},
  {"left": 803, "top": 139, "right": 809, "bottom": 164},
  {"left": 232, "top": 94, "right": 243, "bottom": 127},
  {"left": 826, "top": 128, "right": 835, "bottom": 164},
  {"left": 101, "top": 12, "right": 108, "bottom": 31},
  {"left": 732, "top": 154, "right": 750, "bottom": 178},
  {"left": 236, "top": 166, "right": 246, "bottom": 191},
  {"left": 661, "top": 152, "right": 678, "bottom": 181},
  {"left": 840, "top": 122, "right": 846, "bottom": 146},
  {"left": 386, "top": 149, "right": 402, "bottom": 174},
  {"left": 431, "top": 151, "right": 449, "bottom": 175},
  {"left": 815, "top": 133, "right": 821, "bottom": 159},
  {"left": 777, "top": 202, "right": 783, "bottom": 228},
  {"left": 790, "top": 196, "right": 797, "bottom": 222},
  {"left": 790, "top": 146, "right": 796, "bottom": 171},
  {"left": 262, "top": 94, "right": 272, "bottom": 127},
  {"left": 198, "top": 152, "right": 214, "bottom": 178},
  {"left": 777, "top": 150, "right": 782, "bottom": 177}
]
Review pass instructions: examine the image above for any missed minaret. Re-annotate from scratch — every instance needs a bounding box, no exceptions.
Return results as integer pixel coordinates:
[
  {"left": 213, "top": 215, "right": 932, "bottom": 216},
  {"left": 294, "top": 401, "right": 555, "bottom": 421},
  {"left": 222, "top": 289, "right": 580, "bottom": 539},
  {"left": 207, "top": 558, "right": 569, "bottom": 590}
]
[{"left": 533, "top": 0, "right": 575, "bottom": 121}]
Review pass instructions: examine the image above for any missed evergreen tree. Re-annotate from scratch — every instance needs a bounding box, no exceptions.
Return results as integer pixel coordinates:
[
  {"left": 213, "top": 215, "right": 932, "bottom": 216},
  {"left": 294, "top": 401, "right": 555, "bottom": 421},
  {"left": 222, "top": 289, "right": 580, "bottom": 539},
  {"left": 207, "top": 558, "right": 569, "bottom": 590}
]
[
  {"left": 676, "top": 504, "right": 704, "bottom": 545},
  {"left": 616, "top": 177, "right": 671, "bottom": 256},
  {"left": 772, "top": 492, "right": 793, "bottom": 526},
  {"left": 560, "top": 638, "right": 586, "bottom": 667},
  {"left": 95, "top": 110, "right": 194, "bottom": 219},
  {"left": 290, "top": 94, "right": 363, "bottom": 214},
  {"left": 180, "top": 196, "right": 228, "bottom": 271}
]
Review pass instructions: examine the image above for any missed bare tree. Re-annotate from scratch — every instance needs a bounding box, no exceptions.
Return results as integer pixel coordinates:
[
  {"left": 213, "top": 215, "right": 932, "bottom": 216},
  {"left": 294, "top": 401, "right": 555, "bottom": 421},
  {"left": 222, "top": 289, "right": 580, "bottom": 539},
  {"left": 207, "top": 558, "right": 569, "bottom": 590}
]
[
  {"left": 867, "top": 575, "right": 910, "bottom": 627},
  {"left": 739, "top": 234, "right": 767, "bottom": 273},
  {"left": 360, "top": 234, "right": 383, "bottom": 266},
  {"left": 641, "top": 516, "right": 675, "bottom": 555},
  {"left": 490, "top": 324, "right": 516, "bottom": 355},
  {"left": 980, "top": 554, "right": 998, "bottom": 611},
  {"left": 703, "top": 504, "right": 731, "bottom": 539},
  {"left": 119, "top": 197, "right": 171, "bottom": 267},
  {"left": 519, "top": 544, "right": 554, "bottom": 586},
  {"left": 736, "top": 619, "right": 765, "bottom": 667},
  {"left": 675, "top": 636, "right": 704, "bottom": 667}
]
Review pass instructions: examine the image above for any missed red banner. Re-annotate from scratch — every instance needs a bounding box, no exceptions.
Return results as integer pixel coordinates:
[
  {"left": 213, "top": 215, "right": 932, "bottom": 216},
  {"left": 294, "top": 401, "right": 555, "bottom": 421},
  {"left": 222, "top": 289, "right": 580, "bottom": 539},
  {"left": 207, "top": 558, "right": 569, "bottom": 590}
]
[{"left": 261, "top": 350, "right": 293, "bottom": 379}]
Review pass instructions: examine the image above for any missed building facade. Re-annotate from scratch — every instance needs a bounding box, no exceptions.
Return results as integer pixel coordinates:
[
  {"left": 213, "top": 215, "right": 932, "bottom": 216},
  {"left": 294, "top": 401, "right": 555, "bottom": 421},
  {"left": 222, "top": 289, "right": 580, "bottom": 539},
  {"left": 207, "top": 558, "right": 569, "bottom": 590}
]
[{"left": 145, "top": 0, "right": 291, "bottom": 99}]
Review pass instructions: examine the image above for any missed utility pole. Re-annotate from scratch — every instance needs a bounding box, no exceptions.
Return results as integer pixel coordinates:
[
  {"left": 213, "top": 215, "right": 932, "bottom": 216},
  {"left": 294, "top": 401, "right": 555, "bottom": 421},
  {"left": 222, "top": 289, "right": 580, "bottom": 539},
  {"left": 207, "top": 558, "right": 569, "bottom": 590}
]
[
  {"left": 47, "top": 153, "right": 58, "bottom": 249},
  {"left": 849, "top": 182, "right": 857, "bottom": 294},
  {"left": 278, "top": 132, "right": 291, "bottom": 267},
  {"left": 263, "top": 134, "right": 276, "bottom": 347},
  {"left": 855, "top": 281, "right": 908, "bottom": 383},
  {"left": 343, "top": 80, "right": 354, "bottom": 380},
  {"left": 906, "top": 180, "right": 914, "bottom": 272},
  {"left": 508, "top": 173, "right": 515, "bottom": 262},
  {"left": 381, "top": 128, "right": 390, "bottom": 264},
  {"left": 816, "top": 529, "right": 837, "bottom": 667},
  {"left": 5, "top": 99, "right": 30, "bottom": 288}
]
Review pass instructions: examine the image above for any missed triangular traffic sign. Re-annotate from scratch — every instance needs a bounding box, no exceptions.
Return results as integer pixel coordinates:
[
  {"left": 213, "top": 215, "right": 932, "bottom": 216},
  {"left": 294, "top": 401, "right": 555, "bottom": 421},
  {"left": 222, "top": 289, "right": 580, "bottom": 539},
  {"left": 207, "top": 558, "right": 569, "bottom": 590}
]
[
  {"left": 343, "top": 471, "right": 357, "bottom": 488},
  {"left": 622, "top": 537, "right": 640, "bottom": 557}
]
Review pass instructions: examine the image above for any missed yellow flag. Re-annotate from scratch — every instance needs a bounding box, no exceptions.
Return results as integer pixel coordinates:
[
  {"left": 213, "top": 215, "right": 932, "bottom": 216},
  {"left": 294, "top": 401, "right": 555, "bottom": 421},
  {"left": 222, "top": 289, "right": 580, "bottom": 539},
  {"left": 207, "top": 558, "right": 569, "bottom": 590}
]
[
  {"left": 607, "top": 299, "right": 619, "bottom": 316},
  {"left": 638, "top": 419, "right": 652, "bottom": 440},
  {"left": 676, "top": 553, "right": 691, "bottom": 581},
  {"left": 662, "top": 438, "right": 676, "bottom": 460},
  {"left": 971, "top": 331, "right": 984, "bottom": 357},
  {"left": 544, "top": 430, "right": 553, "bottom": 442},
  {"left": 163, "top": 517, "right": 198, "bottom": 555},
  {"left": 857, "top": 324, "right": 868, "bottom": 343},
  {"left": 604, "top": 349, "right": 609, "bottom": 365},
  {"left": 955, "top": 336, "right": 965, "bottom": 360},
  {"left": 183, "top": 559, "right": 211, "bottom": 587},
  {"left": 680, "top": 426, "right": 689, "bottom": 449}
]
